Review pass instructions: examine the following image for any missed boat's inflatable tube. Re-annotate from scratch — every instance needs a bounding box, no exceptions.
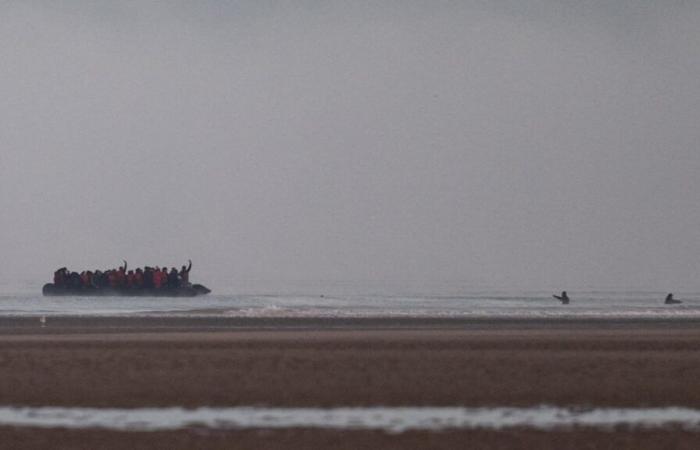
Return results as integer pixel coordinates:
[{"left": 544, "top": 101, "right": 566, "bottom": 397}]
[
  {"left": 42, "top": 283, "right": 211, "bottom": 297},
  {"left": 192, "top": 284, "right": 211, "bottom": 295}
]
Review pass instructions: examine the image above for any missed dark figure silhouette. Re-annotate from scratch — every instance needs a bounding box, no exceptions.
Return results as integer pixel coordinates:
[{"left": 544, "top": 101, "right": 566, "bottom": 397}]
[
  {"left": 180, "top": 260, "right": 192, "bottom": 286},
  {"left": 553, "top": 291, "right": 570, "bottom": 305},
  {"left": 143, "top": 267, "right": 155, "bottom": 289},
  {"left": 53, "top": 267, "right": 68, "bottom": 286},
  {"left": 665, "top": 293, "right": 682, "bottom": 305},
  {"left": 168, "top": 267, "right": 181, "bottom": 288}
]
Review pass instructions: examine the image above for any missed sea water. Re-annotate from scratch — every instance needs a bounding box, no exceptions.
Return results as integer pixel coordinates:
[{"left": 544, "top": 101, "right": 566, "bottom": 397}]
[{"left": 0, "top": 280, "right": 698, "bottom": 319}]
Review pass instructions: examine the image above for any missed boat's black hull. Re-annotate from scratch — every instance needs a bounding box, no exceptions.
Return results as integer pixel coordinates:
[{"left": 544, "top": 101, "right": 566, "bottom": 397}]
[{"left": 42, "top": 283, "right": 211, "bottom": 297}]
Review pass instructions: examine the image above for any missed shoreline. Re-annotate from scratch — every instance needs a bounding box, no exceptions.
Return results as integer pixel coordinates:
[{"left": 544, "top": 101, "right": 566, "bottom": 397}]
[{"left": 1, "top": 315, "right": 700, "bottom": 333}]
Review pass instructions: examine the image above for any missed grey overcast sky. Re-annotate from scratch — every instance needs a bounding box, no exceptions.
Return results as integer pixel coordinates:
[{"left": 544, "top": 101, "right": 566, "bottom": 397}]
[{"left": 1, "top": 1, "right": 699, "bottom": 291}]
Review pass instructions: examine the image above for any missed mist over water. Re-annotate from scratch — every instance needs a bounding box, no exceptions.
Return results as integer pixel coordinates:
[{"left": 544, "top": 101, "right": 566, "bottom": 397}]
[{"left": 2, "top": 2, "right": 700, "bottom": 292}]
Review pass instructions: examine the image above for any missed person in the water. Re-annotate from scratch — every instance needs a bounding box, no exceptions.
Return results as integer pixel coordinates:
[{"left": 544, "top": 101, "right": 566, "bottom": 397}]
[
  {"left": 665, "top": 293, "right": 682, "bottom": 305},
  {"left": 553, "top": 291, "right": 569, "bottom": 305}
]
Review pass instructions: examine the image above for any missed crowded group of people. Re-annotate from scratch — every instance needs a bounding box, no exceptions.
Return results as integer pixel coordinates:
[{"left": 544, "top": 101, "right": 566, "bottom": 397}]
[{"left": 52, "top": 260, "right": 193, "bottom": 291}]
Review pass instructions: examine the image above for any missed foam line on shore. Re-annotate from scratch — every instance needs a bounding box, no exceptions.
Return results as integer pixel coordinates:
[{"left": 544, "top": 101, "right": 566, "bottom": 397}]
[{"left": 1, "top": 406, "right": 700, "bottom": 432}]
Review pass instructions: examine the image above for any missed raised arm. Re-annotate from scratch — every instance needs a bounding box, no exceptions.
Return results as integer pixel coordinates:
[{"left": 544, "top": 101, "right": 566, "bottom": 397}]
[{"left": 186, "top": 260, "right": 192, "bottom": 273}]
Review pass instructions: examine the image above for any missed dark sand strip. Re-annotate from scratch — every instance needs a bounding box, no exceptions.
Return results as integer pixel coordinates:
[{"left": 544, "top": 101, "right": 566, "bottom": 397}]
[
  {"left": 0, "top": 324, "right": 699, "bottom": 408},
  {"left": 1, "top": 428, "right": 700, "bottom": 450},
  {"left": 1, "top": 315, "right": 700, "bottom": 334}
]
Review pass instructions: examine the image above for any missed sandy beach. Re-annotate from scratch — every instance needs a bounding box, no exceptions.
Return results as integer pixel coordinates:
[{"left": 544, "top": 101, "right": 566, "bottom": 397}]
[
  {"left": 2, "top": 427, "right": 700, "bottom": 450},
  {"left": 1, "top": 318, "right": 699, "bottom": 448}
]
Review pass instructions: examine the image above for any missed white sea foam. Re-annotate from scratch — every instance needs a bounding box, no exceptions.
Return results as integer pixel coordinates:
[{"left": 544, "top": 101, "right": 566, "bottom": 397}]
[{"left": 0, "top": 406, "right": 699, "bottom": 432}]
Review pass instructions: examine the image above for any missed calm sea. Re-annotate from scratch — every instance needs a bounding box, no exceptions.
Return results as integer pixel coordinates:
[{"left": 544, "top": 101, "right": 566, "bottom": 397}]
[{"left": 0, "top": 280, "right": 697, "bottom": 319}]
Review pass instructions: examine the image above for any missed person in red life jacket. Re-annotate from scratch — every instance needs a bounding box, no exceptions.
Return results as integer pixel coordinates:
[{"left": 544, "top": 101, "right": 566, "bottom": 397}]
[
  {"left": 179, "top": 260, "right": 192, "bottom": 286},
  {"left": 126, "top": 270, "right": 135, "bottom": 289},
  {"left": 153, "top": 267, "right": 163, "bottom": 289}
]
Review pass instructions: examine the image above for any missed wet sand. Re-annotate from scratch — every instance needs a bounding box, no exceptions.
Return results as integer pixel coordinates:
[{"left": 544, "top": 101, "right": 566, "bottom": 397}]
[
  {"left": 3, "top": 428, "right": 700, "bottom": 450},
  {"left": 1, "top": 317, "right": 699, "bottom": 448}
]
